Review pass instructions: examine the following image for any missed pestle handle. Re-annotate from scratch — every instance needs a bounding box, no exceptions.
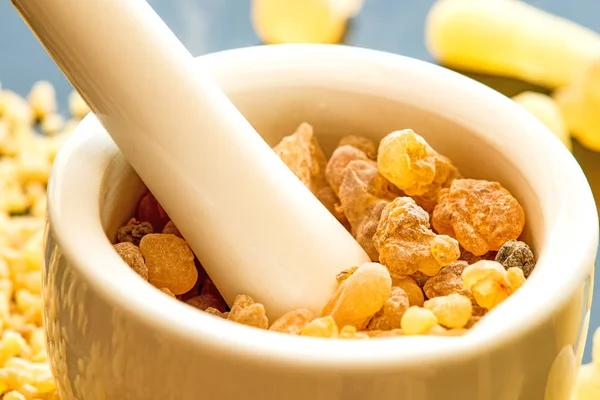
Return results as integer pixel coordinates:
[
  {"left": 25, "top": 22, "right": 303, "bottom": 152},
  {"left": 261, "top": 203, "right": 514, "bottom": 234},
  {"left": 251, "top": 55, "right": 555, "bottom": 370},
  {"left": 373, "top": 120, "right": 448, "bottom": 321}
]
[{"left": 12, "top": 0, "right": 370, "bottom": 318}]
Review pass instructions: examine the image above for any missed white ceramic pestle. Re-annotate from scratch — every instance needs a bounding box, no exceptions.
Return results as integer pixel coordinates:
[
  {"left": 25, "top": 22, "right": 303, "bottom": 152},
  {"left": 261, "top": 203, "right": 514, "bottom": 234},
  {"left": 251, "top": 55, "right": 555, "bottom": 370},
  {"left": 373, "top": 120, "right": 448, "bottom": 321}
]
[{"left": 12, "top": 0, "right": 370, "bottom": 318}]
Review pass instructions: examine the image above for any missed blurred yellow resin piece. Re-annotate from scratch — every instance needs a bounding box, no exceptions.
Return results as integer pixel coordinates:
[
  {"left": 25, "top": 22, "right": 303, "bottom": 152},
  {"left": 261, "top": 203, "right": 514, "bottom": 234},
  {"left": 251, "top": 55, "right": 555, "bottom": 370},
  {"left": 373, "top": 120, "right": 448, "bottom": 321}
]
[
  {"left": 252, "top": 0, "right": 363, "bottom": 44},
  {"left": 512, "top": 92, "right": 571, "bottom": 151},
  {"left": 554, "top": 60, "right": 600, "bottom": 152},
  {"left": 572, "top": 364, "right": 600, "bottom": 400},
  {"left": 572, "top": 328, "right": 600, "bottom": 399},
  {"left": 425, "top": 0, "right": 600, "bottom": 88}
]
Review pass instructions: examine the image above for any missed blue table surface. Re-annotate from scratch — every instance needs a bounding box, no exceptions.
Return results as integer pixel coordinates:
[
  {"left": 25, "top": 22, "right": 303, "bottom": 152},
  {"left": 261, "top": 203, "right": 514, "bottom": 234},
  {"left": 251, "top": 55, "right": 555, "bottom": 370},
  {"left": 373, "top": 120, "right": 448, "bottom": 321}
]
[{"left": 1, "top": 0, "right": 600, "bottom": 363}]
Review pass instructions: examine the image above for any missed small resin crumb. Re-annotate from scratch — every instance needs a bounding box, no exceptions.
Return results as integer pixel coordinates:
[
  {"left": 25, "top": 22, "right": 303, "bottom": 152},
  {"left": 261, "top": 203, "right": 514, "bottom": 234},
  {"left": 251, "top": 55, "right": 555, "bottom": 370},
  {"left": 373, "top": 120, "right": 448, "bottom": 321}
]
[
  {"left": 462, "top": 260, "right": 521, "bottom": 310},
  {"left": 139, "top": 234, "right": 198, "bottom": 295},
  {"left": 186, "top": 294, "right": 227, "bottom": 313},
  {"left": 367, "top": 286, "right": 409, "bottom": 330},
  {"left": 374, "top": 197, "right": 459, "bottom": 277},
  {"left": 339, "top": 325, "right": 370, "bottom": 339},
  {"left": 116, "top": 218, "right": 153, "bottom": 246},
  {"left": 432, "top": 179, "right": 525, "bottom": 256},
  {"left": 391, "top": 276, "right": 425, "bottom": 307},
  {"left": 301, "top": 316, "right": 339, "bottom": 338},
  {"left": 401, "top": 306, "right": 438, "bottom": 335},
  {"left": 113, "top": 242, "right": 148, "bottom": 281},
  {"left": 269, "top": 309, "right": 314, "bottom": 335},
  {"left": 335, "top": 266, "right": 359, "bottom": 284},
  {"left": 424, "top": 293, "right": 472, "bottom": 329},
  {"left": 338, "top": 135, "right": 378, "bottom": 159},
  {"left": 322, "top": 262, "right": 391, "bottom": 329},
  {"left": 162, "top": 220, "right": 183, "bottom": 238},
  {"left": 228, "top": 294, "right": 269, "bottom": 329},
  {"left": 495, "top": 240, "right": 536, "bottom": 278},
  {"left": 136, "top": 192, "right": 170, "bottom": 232}
]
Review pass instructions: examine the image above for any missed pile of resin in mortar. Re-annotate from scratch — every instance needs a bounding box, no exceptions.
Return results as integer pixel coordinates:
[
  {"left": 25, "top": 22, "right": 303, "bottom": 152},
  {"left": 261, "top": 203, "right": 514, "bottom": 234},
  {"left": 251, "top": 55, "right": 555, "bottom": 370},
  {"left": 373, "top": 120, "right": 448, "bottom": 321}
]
[{"left": 113, "top": 123, "right": 535, "bottom": 338}]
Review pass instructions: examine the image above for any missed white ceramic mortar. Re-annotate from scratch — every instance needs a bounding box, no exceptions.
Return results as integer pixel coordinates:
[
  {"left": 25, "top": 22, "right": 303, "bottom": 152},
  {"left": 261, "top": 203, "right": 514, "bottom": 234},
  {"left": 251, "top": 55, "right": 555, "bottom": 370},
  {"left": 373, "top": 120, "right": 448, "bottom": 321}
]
[{"left": 45, "top": 44, "right": 598, "bottom": 400}]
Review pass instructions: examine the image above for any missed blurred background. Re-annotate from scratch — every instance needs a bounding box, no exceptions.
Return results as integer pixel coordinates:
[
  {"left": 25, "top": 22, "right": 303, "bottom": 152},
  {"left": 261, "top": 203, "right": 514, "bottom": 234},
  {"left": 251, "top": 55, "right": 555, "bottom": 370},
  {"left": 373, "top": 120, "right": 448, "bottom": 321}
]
[{"left": 1, "top": 0, "right": 600, "bottom": 362}]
